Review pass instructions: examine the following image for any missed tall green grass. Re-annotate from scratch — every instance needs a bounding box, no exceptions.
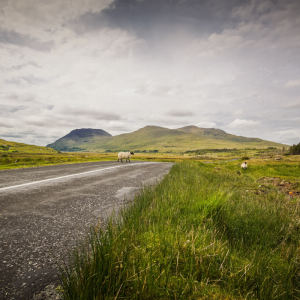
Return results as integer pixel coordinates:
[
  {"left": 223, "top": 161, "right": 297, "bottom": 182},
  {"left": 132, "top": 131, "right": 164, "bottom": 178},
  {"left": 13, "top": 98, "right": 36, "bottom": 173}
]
[
  {"left": 59, "top": 161, "right": 300, "bottom": 299},
  {"left": 223, "top": 161, "right": 300, "bottom": 180}
]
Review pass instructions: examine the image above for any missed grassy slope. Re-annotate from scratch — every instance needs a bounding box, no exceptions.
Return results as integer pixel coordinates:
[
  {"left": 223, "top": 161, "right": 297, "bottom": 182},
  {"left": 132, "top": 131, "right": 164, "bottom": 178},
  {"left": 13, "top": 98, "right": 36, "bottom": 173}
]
[
  {"left": 50, "top": 126, "right": 287, "bottom": 152},
  {"left": 0, "top": 138, "right": 57, "bottom": 154},
  {"left": 177, "top": 125, "right": 264, "bottom": 143},
  {"left": 59, "top": 159, "right": 300, "bottom": 300}
]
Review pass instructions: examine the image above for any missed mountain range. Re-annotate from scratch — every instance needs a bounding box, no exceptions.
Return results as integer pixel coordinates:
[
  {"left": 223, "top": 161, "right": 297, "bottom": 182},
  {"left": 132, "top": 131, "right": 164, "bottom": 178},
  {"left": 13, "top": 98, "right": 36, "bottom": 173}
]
[{"left": 46, "top": 126, "right": 287, "bottom": 152}]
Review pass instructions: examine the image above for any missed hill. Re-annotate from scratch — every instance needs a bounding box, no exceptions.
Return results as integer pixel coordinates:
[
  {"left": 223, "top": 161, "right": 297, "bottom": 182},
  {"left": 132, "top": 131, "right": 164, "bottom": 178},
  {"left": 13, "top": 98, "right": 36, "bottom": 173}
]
[
  {"left": 0, "top": 138, "right": 57, "bottom": 154},
  {"left": 46, "top": 128, "right": 112, "bottom": 151},
  {"left": 176, "top": 126, "right": 264, "bottom": 143},
  {"left": 46, "top": 125, "right": 287, "bottom": 152}
]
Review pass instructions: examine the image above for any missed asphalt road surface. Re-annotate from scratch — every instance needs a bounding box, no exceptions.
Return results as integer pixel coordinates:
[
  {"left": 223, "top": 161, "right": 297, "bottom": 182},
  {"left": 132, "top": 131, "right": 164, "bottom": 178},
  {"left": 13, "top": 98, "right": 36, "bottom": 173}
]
[{"left": 0, "top": 161, "right": 173, "bottom": 299}]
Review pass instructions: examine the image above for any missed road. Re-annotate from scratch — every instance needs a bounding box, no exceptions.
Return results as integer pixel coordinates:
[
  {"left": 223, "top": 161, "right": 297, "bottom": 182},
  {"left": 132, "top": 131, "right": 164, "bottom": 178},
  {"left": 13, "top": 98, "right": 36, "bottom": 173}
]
[{"left": 0, "top": 161, "right": 173, "bottom": 299}]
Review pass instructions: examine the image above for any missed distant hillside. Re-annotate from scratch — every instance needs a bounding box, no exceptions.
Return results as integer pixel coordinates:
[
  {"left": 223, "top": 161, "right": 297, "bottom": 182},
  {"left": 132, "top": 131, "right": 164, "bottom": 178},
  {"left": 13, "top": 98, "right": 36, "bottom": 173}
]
[
  {"left": 0, "top": 138, "right": 57, "bottom": 154},
  {"left": 46, "top": 128, "right": 112, "bottom": 151},
  {"left": 46, "top": 125, "right": 287, "bottom": 152},
  {"left": 176, "top": 126, "right": 264, "bottom": 143}
]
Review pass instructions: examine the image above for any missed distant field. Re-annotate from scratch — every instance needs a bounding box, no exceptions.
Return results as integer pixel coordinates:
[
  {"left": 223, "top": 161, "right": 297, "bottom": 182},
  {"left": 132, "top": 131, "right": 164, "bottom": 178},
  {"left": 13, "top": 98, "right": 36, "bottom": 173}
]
[
  {"left": 0, "top": 149, "right": 296, "bottom": 170},
  {"left": 59, "top": 159, "right": 300, "bottom": 300},
  {"left": 0, "top": 152, "right": 115, "bottom": 170},
  {"left": 0, "top": 152, "right": 187, "bottom": 170}
]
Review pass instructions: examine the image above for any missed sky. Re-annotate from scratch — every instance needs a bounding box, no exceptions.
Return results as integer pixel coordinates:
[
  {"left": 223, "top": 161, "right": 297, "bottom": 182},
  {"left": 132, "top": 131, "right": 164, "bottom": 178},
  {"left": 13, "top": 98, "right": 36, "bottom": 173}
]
[{"left": 0, "top": 0, "right": 300, "bottom": 146}]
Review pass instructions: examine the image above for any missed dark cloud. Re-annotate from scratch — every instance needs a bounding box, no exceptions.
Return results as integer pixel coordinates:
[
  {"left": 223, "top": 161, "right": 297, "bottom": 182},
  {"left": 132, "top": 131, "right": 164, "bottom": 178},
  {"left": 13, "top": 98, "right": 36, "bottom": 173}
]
[
  {"left": 72, "top": 0, "right": 249, "bottom": 39},
  {"left": 0, "top": 29, "right": 54, "bottom": 51}
]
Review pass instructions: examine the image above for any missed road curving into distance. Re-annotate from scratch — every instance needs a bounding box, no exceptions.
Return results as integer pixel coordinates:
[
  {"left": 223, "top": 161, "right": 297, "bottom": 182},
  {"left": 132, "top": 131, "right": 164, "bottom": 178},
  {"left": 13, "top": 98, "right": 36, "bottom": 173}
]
[{"left": 0, "top": 160, "right": 173, "bottom": 299}]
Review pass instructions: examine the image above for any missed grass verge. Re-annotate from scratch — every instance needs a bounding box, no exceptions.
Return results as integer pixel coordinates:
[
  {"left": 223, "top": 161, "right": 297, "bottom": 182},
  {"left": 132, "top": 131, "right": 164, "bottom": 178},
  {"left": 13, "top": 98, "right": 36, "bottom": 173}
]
[{"left": 58, "top": 161, "right": 300, "bottom": 299}]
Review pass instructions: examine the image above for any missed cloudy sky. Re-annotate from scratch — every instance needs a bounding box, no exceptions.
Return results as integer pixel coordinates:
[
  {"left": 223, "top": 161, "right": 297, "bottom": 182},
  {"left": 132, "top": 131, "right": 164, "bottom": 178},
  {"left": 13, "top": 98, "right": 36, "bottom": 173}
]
[{"left": 1, "top": 0, "right": 300, "bottom": 146}]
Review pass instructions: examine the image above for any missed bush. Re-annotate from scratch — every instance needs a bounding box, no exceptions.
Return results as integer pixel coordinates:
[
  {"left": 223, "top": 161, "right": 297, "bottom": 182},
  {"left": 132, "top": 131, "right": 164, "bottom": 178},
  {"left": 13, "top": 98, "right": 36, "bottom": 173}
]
[{"left": 241, "top": 156, "right": 249, "bottom": 160}]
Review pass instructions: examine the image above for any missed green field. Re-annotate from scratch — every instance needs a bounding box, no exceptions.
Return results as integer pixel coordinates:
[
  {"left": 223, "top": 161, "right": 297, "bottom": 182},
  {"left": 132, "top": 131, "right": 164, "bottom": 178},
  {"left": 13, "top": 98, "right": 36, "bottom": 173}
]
[
  {"left": 0, "top": 152, "right": 188, "bottom": 171},
  {"left": 58, "top": 158, "right": 300, "bottom": 300},
  {"left": 0, "top": 148, "right": 296, "bottom": 171}
]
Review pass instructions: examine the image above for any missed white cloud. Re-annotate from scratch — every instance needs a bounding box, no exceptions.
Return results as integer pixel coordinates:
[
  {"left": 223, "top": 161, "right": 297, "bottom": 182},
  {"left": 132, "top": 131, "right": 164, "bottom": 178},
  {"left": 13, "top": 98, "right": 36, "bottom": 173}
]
[
  {"left": 0, "top": 0, "right": 113, "bottom": 41},
  {"left": 0, "top": 0, "right": 300, "bottom": 146},
  {"left": 285, "top": 79, "right": 300, "bottom": 88},
  {"left": 195, "top": 121, "right": 217, "bottom": 128},
  {"left": 272, "top": 129, "right": 300, "bottom": 142},
  {"left": 283, "top": 103, "right": 300, "bottom": 109},
  {"left": 228, "top": 119, "right": 260, "bottom": 129}
]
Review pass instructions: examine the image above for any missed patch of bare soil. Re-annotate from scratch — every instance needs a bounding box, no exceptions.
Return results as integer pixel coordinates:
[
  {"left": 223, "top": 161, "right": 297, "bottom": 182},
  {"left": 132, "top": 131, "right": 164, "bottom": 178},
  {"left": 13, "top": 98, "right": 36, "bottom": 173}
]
[{"left": 258, "top": 177, "right": 300, "bottom": 198}]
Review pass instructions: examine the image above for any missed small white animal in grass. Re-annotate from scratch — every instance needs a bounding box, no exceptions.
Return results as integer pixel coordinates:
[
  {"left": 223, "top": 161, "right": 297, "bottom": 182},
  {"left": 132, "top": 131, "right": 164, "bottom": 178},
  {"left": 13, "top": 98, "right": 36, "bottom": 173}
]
[{"left": 241, "top": 162, "right": 248, "bottom": 170}]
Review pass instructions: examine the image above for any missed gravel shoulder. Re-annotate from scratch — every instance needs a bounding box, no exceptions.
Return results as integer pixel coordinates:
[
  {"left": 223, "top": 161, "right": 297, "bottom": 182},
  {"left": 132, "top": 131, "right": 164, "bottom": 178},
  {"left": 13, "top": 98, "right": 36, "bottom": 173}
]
[{"left": 0, "top": 161, "right": 173, "bottom": 299}]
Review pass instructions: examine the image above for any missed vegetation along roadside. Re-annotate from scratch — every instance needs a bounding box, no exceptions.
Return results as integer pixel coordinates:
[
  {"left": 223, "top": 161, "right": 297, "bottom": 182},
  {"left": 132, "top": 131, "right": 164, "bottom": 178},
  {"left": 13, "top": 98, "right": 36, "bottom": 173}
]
[
  {"left": 1, "top": 145, "right": 298, "bottom": 171},
  {"left": 0, "top": 152, "right": 185, "bottom": 170},
  {"left": 58, "top": 160, "right": 300, "bottom": 299}
]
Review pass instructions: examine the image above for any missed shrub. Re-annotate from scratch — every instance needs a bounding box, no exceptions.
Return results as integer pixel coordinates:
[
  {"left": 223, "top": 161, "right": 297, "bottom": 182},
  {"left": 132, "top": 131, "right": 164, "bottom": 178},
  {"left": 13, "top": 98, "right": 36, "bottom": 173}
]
[{"left": 241, "top": 156, "right": 249, "bottom": 160}]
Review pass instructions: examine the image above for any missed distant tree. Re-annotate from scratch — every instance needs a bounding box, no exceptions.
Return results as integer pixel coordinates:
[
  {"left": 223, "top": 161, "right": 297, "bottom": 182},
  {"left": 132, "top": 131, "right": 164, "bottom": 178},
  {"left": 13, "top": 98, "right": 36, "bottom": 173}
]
[{"left": 290, "top": 143, "right": 300, "bottom": 155}]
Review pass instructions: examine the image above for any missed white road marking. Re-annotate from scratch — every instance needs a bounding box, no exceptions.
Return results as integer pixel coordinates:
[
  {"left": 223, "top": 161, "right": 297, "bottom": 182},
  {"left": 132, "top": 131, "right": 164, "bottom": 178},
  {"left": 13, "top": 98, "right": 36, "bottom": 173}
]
[{"left": 0, "top": 163, "right": 159, "bottom": 192}]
